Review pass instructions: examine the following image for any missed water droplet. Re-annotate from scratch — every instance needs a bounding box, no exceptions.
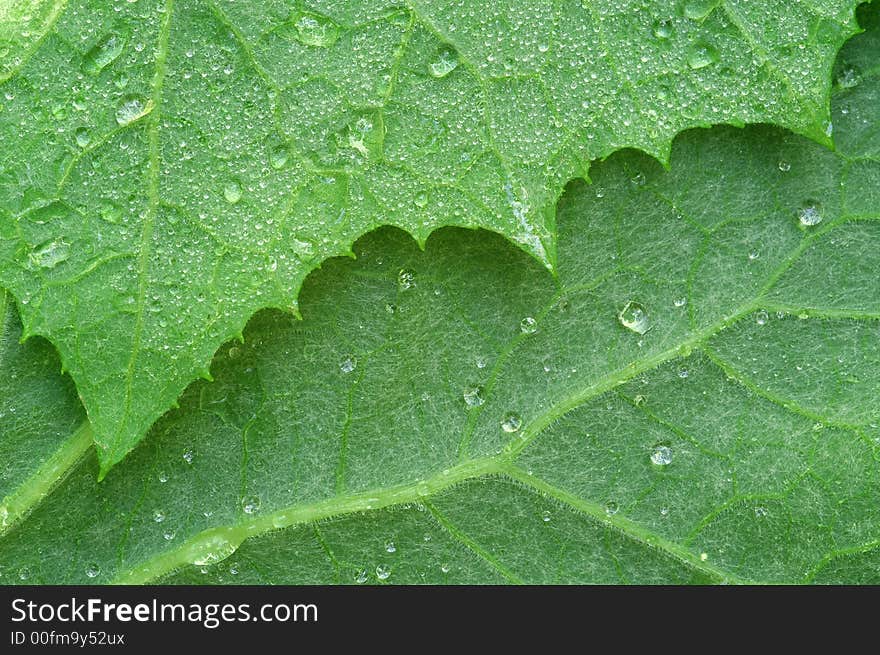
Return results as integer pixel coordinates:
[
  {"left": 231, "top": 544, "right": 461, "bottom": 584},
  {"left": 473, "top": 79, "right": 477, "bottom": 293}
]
[
  {"left": 660, "top": 507, "right": 670, "bottom": 517},
  {"left": 241, "top": 495, "right": 261, "bottom": 514},
  {"left": 82, "top": 32, "right": 127, "bottom": 75},
  {"left": 748, "top": 250, "right": 760, "bottom": 261},
  {"left": 115, "top": 95, "right": 152, "bottom": 126},
  {"left": 269, "top": 145, "right": 289, "bottom": 169},
  {"left": 414, "top": 190, "right": 428, "bottom": 208},
  {"left": 630, "top": 171, "right": 647, "bottom": 186},
  {"left": 182, "top": 448, "right": 194, "bottom": 464},
  {"left": 29, "top": 239, "right": 70, "bottom": 269},
  {"left": 355, "top": 569, "right": 368, "bottom": 584},
  {"left": 541, "top": 510, "right": 552, "bottom": 523},
  {"left": 673, "top": 297, "right": 687, "bottom": 308},
  {"left": 85, "top": 564, "right": 101, "bottom": 579},
  {"left": 652, "top": 19, "right": 673, "bottom": 40},
  {"left": 678, "top": 369, "right": 689, "bottom": 379},
  {"left": 158, "top": 472, "right": 168, "bottom": 483},
  {"left": 74, "top": 126, "right": 91, "bottom": 148},
  {"left": 755, "top": 310, "right": 769, "bottom": 326},
  {"left": 191, "top": 533, "right": 239, "bottom": 566},
  {"left": 339, "top": 111, "right": 384, "bottom": 161},
  {"left": 385, "top": 541, "right": 396, "bottom": 554},
  {"left": 440, "top": 563, "right": 451, "bottom": 573},
  {"left": 18, "top": 567, "right": 30, "bottom": 581},
  {"left": 634, "top": 394, "right": 646, "bottom": 406},
  {"left": 605, "top": 501, "right": 619, "bottom": 516},
  {"left": 0, "top": 506, "right": 8, "bottom": 529},
  {"left": 650, "top": 445, "right": 673, "bottom": 466},
  {"left": 340, "top": 356, "right": 357, "bottom": 374},
  {"left": 163, "top": 530, "right": 176, "bottom": 541},
  {"left": 687, "top": 41, "right": 718, "bottom": 69},
  {"left": 754, "top": 506, "right": 768, "bottom": 518},
  {"left": 398, "top": 269, "right": 415, "bottom": 290},
  {"left": 778, "top": 160, "right": 791, "bottom": 173},
  {"left": 798, "top": 201, "right": 823, "bottom": 227},
  {"left": 700, "top": 552, "right": 708, "bottom": 561},
  {"left": 224, "top": 180, "right": 242, "bottom": 204},
  {"left": 375, "top": 564, "right": 391, "bottom": 580},
  {"left": 429, "top": 46, "right": 459, "bottom": 78},
  {"left": 152, "top": 510, "right": 166, "bottom": 523},
  {"left": 618, "top": 301, "right": 650, "bottom": 335},
  {"left": 99, "top": 202, "right": 123, "bottom": 224},
  {"left": 501, "top": 413, "right": 522, "bottom": 433},
  {"left": 684, "top": 0, "right": 718, "bottom": 20},
  {"left": 463, "top": 385, "right": 485, "bottom": 407},
  {"left": 293, "top": 11, "right": 340, "bottom": 47},
  {"left": 520, "top": 316, "right": 538, "bottom": 334},
  {"left": 837, "top": 66, "right": 861, "bottom": 89}
]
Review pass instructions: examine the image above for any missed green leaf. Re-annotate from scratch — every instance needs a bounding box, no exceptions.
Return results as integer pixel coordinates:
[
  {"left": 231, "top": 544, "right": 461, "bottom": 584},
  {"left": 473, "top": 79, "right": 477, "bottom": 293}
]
[
  {"left": 0, "top": 0, "right": 867, "bottom": 473},
  {"left": 1, "top": 4, "right": 878, "bottom": 583}
]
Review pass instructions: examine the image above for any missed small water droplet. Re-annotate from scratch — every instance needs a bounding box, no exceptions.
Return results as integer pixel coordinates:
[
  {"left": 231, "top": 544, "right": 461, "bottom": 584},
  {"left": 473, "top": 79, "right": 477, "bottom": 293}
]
[
  {"left": 163, "top": 530, "right": 176, "bottom": 541},
  {"left": 158, "top": 472, "right": 168, "bottom": 483},
  {"left": 429, "top": 46, "right": 459, "bottom": 78},
  {"left": 115, "top": 95, "right": 152, "bottom": 126},
  {"left": 29, "top": 239, "right": 71, "bottom": 269},
  {"left": 836, "top": 66, "right": 861, "bottom": 89},
  {"left": 618, "top": 301, "right": 651, "bottom": 335},
  {"left": 798, "top": 201, "right": 823, "bottom": 227},
  {"left": 99, "top": 202, "right": 123, "bottom": 224},
  {"left": 541, "top": 510, "right": 552, "bottom": 523},
  {"left": 440, "top": 563, "right": 450, "bottom": 573},
  {"left": 660, "top": 507, "right": 670, "bottom": 517},
  {"left": 340, "top": 356, "right": 357, "bottom": 374},
  {"left": 650, "top": 445, "right": 673, "bottom": 466},
  {"left": 684, "top": 0, "right": 718, "bottom": 20},
  {"left": 153, "top": 510, "right": 166, "bottom": 523},
  {"left": 673, "top": 297, "right": 687, "bottom": 308},
  {"left": 85, "top": 564, "right": 101, "bottom": 579},
  {"left": 778, "top": 160, "right": 791, "bottom": 173},
  {"left": 687, "top": 41, "right": 718, "bottom": 69},
  {"left": 501, "top": 413, "right": 522, "bottom": 433},
  {"left": 74, "top": 126, "right": 91, "bottom": 148},
  {"left": 678, "top": 369, "right": 689, "bottom": 379},
  {"left": 293, "top": 11, "right": 340, "bottom": 47},
  {"left": 755, "top": 310, "right": 769, "bottom": 326},
  {"left": 241, "top": 495, "right": 261, "bottom": 514},
  {"left": 634, "top": 394, "right": 646, "bottom": 406},
  {"left": 630, "top": 171, "right": 647, "bottom": 186},
  {"left": 182, "top": 447, "right": 194, "bottom": 464},
  {"left": 355, "top": 568, "right": 368, "bottom": 584},
  {"left": 414, "top": 190, "right": 428, "bottom": 208},
  {"left": 385, "top": 541, "right": 396, "bottom": 554},
  {"left": 605, "top": 501, "right": 619, "bottom": 516},
  {"left": 652, "top": 19, "right": 673, "bottom": 40},
  {"left": 520, "top": 316, "right": 538, "bottom": 334},
  {"left": 463, "top": 385, "right": 485, "bottom": 407},
  {"left": 18, "top": 567, "right": 31, "bottom": 581},
  {"left": 754, "top": 506, "right": 768, "bottom": 518},
  {"left": 375, "top": 564, "right": 391, "bottom": 580},
  {"left": 224, "top": 180, "right": 242, "bottom": 204},
  {"left": 748, "top": 250, "right": 760, "bottom": 261},
  {"left": 700, "top": 552, "right": 708, "bottom": 561}
]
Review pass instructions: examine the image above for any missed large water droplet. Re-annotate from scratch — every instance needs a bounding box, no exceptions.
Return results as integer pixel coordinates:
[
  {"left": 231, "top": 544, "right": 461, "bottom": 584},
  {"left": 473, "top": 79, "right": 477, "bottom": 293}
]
[
  {"left": 269, "top": 145, "right": 290, "bottom": 170},
  {"left": 29, "top": 239, "right": 70, "bottom": 269},
  {"left": 82, "top": 32, "right": 127, "bottom": 75},
  {"left": 191, "top": 532, "right": 240, "bottom": 566},
  {"left": 684, "top": 0, "right": 718, "bottom": 20},
  {"left": 618, "top": 301, "right": 650, "bottom": 335},
  {"left": 375, "top": 564, "right": 391, "bottom": 580},
  {"left": 463, "top": 385, "right": 485, "bottom": 407},
  {"left": 837, "top": 66, "right": 861, "bottom": 89},
  {"left": 241, "top": 495, "right": 261, "bottom": 514},
  {"left": 520, "top": 316, "right": 538, "bottom": 334},
  {"left": 687, "top": 42, "right": 718, "bottom": 69},
  {"left": 224, "top": 180, "right": 242, "bottom": 204},
  {"left": 652, "top": 19, "right": 673, "bottom": 40},
  {"left": 115, "top": 95, "right": 152, "bottom": 126},
  {"left": 650, "top": 445, "right": 673, "bottom": 466},
  {"left": 798, "top": 202, "right": 823, "bottom": 227},
  {"left": 74, "top": 126, "right": 91, "bottom": 148},
  {"left": 501, "top": 413, "right": 522, "bottom": 433},
  {"left": 293, "top": 11, "right": 341, "bottom": 47},
  {"left": 429, "top": 46, "right": 459, "bottom": 78}
]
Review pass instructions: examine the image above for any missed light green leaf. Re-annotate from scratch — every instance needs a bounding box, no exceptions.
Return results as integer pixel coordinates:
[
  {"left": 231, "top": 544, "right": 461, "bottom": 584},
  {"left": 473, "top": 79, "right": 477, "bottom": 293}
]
[
  {"left": 0, "top": 0, "right": 866, "bottom": 473},
  {"left": 1, "top": 4, "right": 878, "bottom": 583}
]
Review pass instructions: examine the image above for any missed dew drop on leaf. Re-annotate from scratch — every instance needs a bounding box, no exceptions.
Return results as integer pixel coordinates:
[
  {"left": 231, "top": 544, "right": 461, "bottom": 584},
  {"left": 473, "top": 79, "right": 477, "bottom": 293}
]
[
  {"left": 440, "top": 563, "right": 450, "bottom": 574},
  {"left": 684, "top": 0, "right": 718, "bottom": 21},
  {"left": 182, "top": 448, "right": 194, "bottom": 464},
  {"left": 673, "top": 297, "right": 687, "bottom": 308},
  {"left": 82, "top": 32, "right": 126, "bottom": 75},
  {"left": 375, "top": 564, "right": 391, "bottom": 580},
  {"left": 293, "top": 12, "right": 340, "bottom": 48},
  {"left": 340, "top": 356, "right": 357, "bottom": 374},
  {"left": 605, "top": 501, "right": 619, "bottom": 516},
  {"left": 798, "top": 201, "right": 823, "bottom": 226},
  {"left": 542, "top": 510, "right": 552, "bottom": 523},
  {"left": 650, "top": 445, "right": 673, "bottom": 466},
  {"left": 778, "top": 160, "right": 791, "bottom": 172},
  {"left": 501, "top": 413, "right": 522, "bottom": 433},
  {"left": 837, "top": 66, "right": 860, "bottom": 89},
  {"left": 224, "top": 180, "right": 242, "bottom": 204},
  {"left": 429, "top": 46, "right": 459, "bottom": 78},
  {"left": 520, "top": 316, "right": 538, "bottom": 334},
  {"left": 163, "top": 530, "right": 176, "bottom": 541},
  {"left": 241, "top": 495, "right": 261, "bottom": 514},
  {"left": 85, "top": 564, "right": 101, "bottom": 579},
  {"left": 755, "top": 310, "right": 769, "bottom": 326},
  {"left": 191, "top": 533, "right": 239, "bottom": 566},
  {"left": 414, "top": 190, "right": 428, "bottom": 208},
  {"left": 618, "top": 301, "right": 650, "bottom": 335},
  {"left": 115, "top": 95, "right": 152, "bottom": 126},
  {"left": 269, "top": 145, "right": 289, "bottom": 170},
  {"left": 385, "top": 541, "right": 396, "bottom": 554},
  {"left": 463, "top": 385, "right": 485, "bottom": 407},
  {"left": 687, "top": 41, "right": 719, "bottom": 69},
  {"left": 754, "top": 507, "right": 769, "bottom": 518},
  {"left": 18, "top": 567, "right": 30, "bottom": 581},
  {"left": 355, "top": 569, "right": 368, "bottom": 584},
  {"left": 74, "top": 126, "right": 90, "bottom": 148},
  {"left": 153, "top": 510, "right": 166, "bottom": 523},
  {"left": 652, "top": 19, "right": 673, "bottom": 40},
  {"left": 29, "top": 239, "right": 70, "bottom": 269},
  {"left": 398, "top": 269, "right": 415, "bottom": 291}
]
